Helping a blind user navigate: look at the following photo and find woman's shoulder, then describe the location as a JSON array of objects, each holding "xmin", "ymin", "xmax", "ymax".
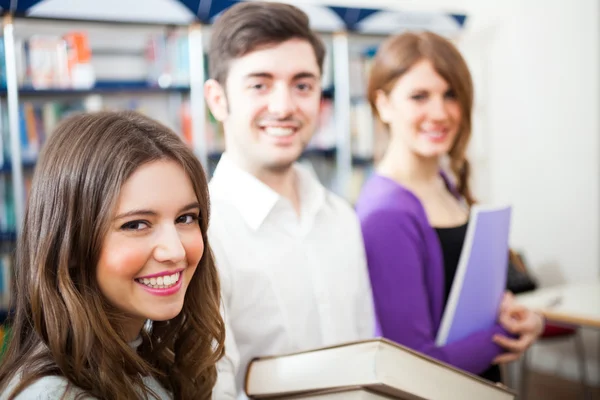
[
  {"xmin": 2, "ymin": 374, "xmax": 170, "ymax": 400},
  {"xmin": 1, "ymin": 374, "xmax": 89, "ymax": 400},
  {"xmin": 356, "ymin": 173, "xmax": 425, "ymax": 220}
]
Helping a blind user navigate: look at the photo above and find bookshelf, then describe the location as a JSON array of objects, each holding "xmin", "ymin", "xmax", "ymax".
[
  {"xmin": 0, "ymin": 0, "xmax": 468, "ymax": 324},
  {"xmin": 0, "ymin": 80, "xmax": 191, "ymax": 95},
  {"xmin": 0, "ymin": 1, "xmax": 204, "ymax": 326}
]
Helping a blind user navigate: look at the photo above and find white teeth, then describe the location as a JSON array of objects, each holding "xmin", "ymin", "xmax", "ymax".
[
  {"xmin": 263, "ymin": 127, "xmax": 294, "ymax": 137},
  {"xmin": 423, "ymin": 131, "xmax": 444, "ymax": 138},
  {"xmin": 137, "ymin": 272, "xmax": 180, "ymax": 290}
]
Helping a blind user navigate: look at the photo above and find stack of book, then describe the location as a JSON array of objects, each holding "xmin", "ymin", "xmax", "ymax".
[{"xmin": 244, "ymin": 338, "xmax": 515, "ymax": 400}]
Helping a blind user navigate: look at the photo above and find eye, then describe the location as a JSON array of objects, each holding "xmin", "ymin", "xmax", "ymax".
[
  {"xmin": 444, "ymin": 89, "xmax": 458, "ymax": 100},
  {"xmin": 296, "ymin": 82, "xmax": 313, "ymax": 92},
  {"xmin": 410, "ymin": 93, "xmax": 428, "ymax": 101},
  {"xmin": 248, "ymin": 82, "xmax": 268, "ymax": 92},
  {"xmin": 120, "ymin": 220, "xmax": 150, "ymax": 231},
  {"xmin": 177, "ymin": 213, "xmax": 199, "ymax": 224}
]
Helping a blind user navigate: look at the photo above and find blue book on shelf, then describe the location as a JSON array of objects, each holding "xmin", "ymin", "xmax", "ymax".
[
  {"xmin": 0, "ymin": 257, "xmax": 5, "ymax": 299},
  {"xmin": 436, "ymin": 204, "xmax": 512, "ymax": 346}
]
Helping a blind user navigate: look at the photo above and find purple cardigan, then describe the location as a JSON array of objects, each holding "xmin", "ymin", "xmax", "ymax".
[{"xmin": 355, "ymin": 173, "xmax": 507, "ymax": 375}]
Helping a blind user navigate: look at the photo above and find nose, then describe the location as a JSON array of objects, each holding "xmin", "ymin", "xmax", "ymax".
[
  {"xmin": 153, "ymin": 225, "xmax": 186, "ymax": 264},
  {"xmin": 428, "ymin": 96, "xmax": 449, "ymax": 121},
  {"xmin": 267, "ymin": 84, "xmax": 295, "ymax": 117}
]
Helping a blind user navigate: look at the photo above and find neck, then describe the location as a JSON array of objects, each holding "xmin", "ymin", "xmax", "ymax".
[
  {"xmin": 121, "ymin": 318, "xmax": 145, "ymax": 343},
  {"xmin": 255, "ymin": 166, "xmax": 299, "ymax": 211},
  {"xmin": 377, "ymin": 136, "xmax": 441, "ymax": 186},
  {"xmin": 228, "ymin": 152, "xmax": 301, "ymax": 214}
]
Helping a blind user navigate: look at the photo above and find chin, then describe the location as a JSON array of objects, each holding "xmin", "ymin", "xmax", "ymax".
[
  {"xmin": 148, "ymin": 305, "xmax": 185, "ymax": 322},
  {"xmin": 267, "ymin": 150, "xmax": 304, "ymax": 170},
  {"xmin": 265, "ymin": 160, "xmax": 296, "ymax": 173},
  {"xmin": 417, "ymin": 144, "xmax": 453, "ymax": 158}
]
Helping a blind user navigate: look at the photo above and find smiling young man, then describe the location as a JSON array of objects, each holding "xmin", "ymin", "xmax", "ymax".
[{"xmin": 203, "ymin": 2, "xmax": 376, "ymax": 399}]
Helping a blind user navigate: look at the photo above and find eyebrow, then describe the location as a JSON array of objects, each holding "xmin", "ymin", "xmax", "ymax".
[
  {"xmin": 411, "ymin": 84, "xmax": 451, "ymax": 92},
  {"xmin": 244, "ymin": 72, "xmax": 319, "ymax": 80},
  {"xmin": 114, "ymin": 202, "xmax": 201, "ymax": 220}
]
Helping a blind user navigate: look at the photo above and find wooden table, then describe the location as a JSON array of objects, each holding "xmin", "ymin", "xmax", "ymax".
[{"xmin": 516, "ymin": 281, "xmax": 600, "ymax": 329}]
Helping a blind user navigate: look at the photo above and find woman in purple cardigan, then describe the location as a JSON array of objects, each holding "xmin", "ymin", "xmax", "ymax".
[{"xmin": 355, "ymin": 31, "xmax": 544, "ymax": 382}]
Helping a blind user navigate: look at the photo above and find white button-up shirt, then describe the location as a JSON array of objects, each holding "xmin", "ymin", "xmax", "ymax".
[{"xmin": 209, "ymin": 154, "xmax": 375, "ymax": 399}]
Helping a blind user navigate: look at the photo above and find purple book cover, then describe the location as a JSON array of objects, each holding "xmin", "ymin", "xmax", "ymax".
[{"xmin": 436, "ymin": 205, "xmax": 512, "ymax": 346}]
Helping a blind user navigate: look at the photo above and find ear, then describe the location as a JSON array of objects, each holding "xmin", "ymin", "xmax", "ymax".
[
  {"xmin": 374, "ymin": 89, "xmax": 392, "ymax": 124},
  {"xmin": 204, "ymin": 79, "xmax": 229, "ymax": 122}
]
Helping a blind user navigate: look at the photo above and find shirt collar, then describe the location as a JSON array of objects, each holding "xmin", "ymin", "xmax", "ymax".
[
  {"xmin": 296, "ymin": 160, "xmax": 327, "ymax": 221},
  {"xmin": 209, "ymin": 153, "xmax": 326, "ymax": 231}
]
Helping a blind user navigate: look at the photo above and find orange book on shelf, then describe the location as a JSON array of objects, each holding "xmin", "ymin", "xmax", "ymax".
[
  {"xmin": 64, "ymin": 32, "xmax": 95, "ymax": 89},
  {"xmin": 64, "ymin": 32, "xmax": 91, "ymax": 65},
  {"xmin": 23, "ymin": 102, "xmax": 39, "ymax": 153},
  {"xmin": 180, "ymin": 102, "xmax": 193, "ymax": 148},
  {"xmin": 0, "ymin": 326, "xmax": 7, "ymax": 360}
]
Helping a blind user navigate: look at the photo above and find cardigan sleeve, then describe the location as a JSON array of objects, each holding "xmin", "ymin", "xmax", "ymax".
[{"xmin": 360, "ymin": 207, "xmax": 507, "ymax": 375}]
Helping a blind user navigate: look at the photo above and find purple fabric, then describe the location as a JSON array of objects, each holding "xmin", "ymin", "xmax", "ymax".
[{"xmin": 355, "ymin": 173, "xmax": 508, "ymax": 375}]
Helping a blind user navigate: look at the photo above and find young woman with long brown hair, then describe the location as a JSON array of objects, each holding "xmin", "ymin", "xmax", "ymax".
[
  {"xmin": 355, "ymin": 31, "xmax": 544, "ymax": 383},
  {"xmin": 0, "ymin": 111, "xmax": 225, "ymax": 399}
]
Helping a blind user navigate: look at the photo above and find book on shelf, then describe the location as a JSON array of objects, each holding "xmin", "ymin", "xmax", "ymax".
[
  {"xmin": 0, "ymin": 175, "xmax": 16, "ymax": 232},
  {"xmin": 145, "ymin": 31, "xmax": 190, "ymax": 88},
  {"xmin": 0, "ymin": 255, "xmax": 11, "ymax": 310},
  {"xmin": 64, "ymin": 32, "xmax": 95, "ymax": 89},
  {"xmin": 0, "ymin": 32, "xmax": 96, "ymax": 90},
  {"xmin": 436, "ymin": 204, "xmax": 512, "ymax": 346},
  {"xmin": 0, "ymin": 175, "xmax": 6, "ymax": 231},
  {"xmin": 307, "ymin": 97, "xmax": 336, "ymax": 151},
  {"xmin": 0, "ymin": 96, "xmax": 183, "ymax": 170},
  {"xmin": 244, "ymin": 338, "xmax": 515, "ymax": 400}
]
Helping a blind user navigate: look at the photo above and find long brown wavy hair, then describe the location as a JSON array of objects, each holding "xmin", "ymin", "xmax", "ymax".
[
  {"xmin": 0, "ymin": 111, "xmax": 225, "ymax": 399},
  {"xmin": 367, "ymin": 31, "xmax": 476, "ymax": 205}
]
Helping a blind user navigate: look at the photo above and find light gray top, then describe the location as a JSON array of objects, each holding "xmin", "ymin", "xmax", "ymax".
[{"xmin": 1, "ymin": 337, "xmax": 172, "ymax": 399}]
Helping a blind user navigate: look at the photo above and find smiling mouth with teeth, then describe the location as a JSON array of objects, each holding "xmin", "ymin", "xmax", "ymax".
[
  {"xmin": 262, "ymin": 126, "xmax": 297, "ymax": 137},
  {"xmin": 135, "ymin": 272, "xmax": 181, "ymax": 289}
]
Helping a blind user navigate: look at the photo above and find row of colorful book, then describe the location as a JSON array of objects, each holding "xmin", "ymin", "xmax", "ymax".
[
  {"xmin": 145, "ymin": 31, "xmax": 190, "ymax": 88},
  {"xmin": 0, "ymin": 32, "xmax": 95, "ymax": 90},
  {"xmin": 0, "ymin": 100, "xmax": 78, "ymax": 167},
  {"xmin": 0, "ymin": 175, "xmax": 29, "ymax": 234},
  {"xmin": 0, "ymin": 96, "xmax": 199, "ymax": 165},
  {"xmin": 0, "ymin": 30, "xmax": 191, "ymax": 90}
]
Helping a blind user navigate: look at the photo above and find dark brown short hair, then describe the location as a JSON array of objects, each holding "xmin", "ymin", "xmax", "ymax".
[{"xmin": 209, "ymin": 1, "xmax": 326, "ymax": 85}]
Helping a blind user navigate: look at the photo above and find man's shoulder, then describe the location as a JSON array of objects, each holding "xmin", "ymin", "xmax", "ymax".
[
  {"xmin": 316, "ymin": 190, "xmax": 365, "ymax": 238},
  {"xmin": 208, "ymin": 194, "xmax": 244, "ymax": 235},
  {"xmin": 209, "ymin": 191, "xmax": 236, "ymax": 216},
  {"xmin": 321, "ymin": 187, "xmax": 352, "ymax": 210}
]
